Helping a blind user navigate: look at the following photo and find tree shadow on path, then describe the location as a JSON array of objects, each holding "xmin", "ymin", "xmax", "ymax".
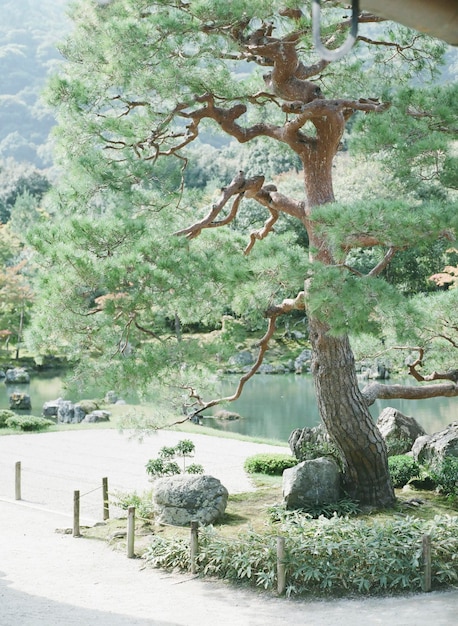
[{"xmin": 0, "ymin": 571, "xmax": 181, "ymax": 626}]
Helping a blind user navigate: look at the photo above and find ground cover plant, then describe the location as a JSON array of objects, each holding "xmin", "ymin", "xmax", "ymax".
[{"xmin": 143, "ymin": 512, "xmax": 458, "ymax": 596}]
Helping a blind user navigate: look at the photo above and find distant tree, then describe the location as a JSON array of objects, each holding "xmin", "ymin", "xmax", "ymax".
[
  {"xmin": 0, "ymin": 159, "xmax": 50, "ymax": 223},
  {"xmin": 30, "ymin": 1, "xmax": 457, "ymax": 507}
]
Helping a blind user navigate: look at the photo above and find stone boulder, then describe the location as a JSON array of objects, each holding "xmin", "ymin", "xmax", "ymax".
[
  {"xmin": 43, "ymin": 399, "xmax": 61, "ymax": 417},
  {"xmin": 9, "ymin": 392, "xmax": 31, "ymax": 410},
  {"xmin": 5, "ymin": 368, "xmax": 30, "ymax": 384},
  {"xmin": 282, "ymin": 457, "xmax": 341, "ymax": 510},
  {"xmin": 376, "ymin": 407, "xmax": 427, "ymax": 456},
  {"xmin": 57, "ymin": 400, "xmax": 85, "ymax": 424},
  {"xmin": 153, "ymin": 474, "xmax": 228, "ymax": 526},
  {"xmin": 412, "ymin": 422, "xmax": 458, "ymax": 465},
  {"xmin": 82, "ymin": 410, "xmax": 111, "ymax": 423},
  {"xmin": 294, "ymin": 350, "xmax": 312, "ymax": 374},
  {"xmin": 288, "ymin": 424, "xmax": 331, "ymax": 461},
  {"xmin": 104, "ymin": 390, "xmax": 118, "ymax": 404},
  {"xmin": 228, "ymin": 351, "xmax": 254, "ymax": 367}
]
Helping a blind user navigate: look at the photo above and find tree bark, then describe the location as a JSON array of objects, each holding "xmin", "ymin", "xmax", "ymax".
[
  {"xmin": 309, "ymin": 318, "xmax": 395, "ymax": 507},
  {"xmin": 301, "ymin": 115, "xmax": 396, "ymax": 508}
]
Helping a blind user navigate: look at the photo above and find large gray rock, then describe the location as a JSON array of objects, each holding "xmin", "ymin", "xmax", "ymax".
[
  {"xmin": 412, "ymin": 422, "xmax": 458, "ymax": 464},
  {"xmin": 5, "ymin": 368, "xmax": 30, "ymax": 384},
  {"xmin": 82, "ymin": 410, "xmax": 110, "ymax": 423},
  {"xmin": 282, "ymin": 458, "xmax": 341, "ymax": 510},
  {"xmin": 153, "ymin": 474, "xmax": 228, "ymax": 526},
  {"xmin": 228, "ymin": 351, "xmax": 254, "ymax": 367},
  {"xmin": 9, "ymin": 392, "xmax": 31, "ymax": 410},
  {"xmin": 56, "ymin": 400, "xmax": 86, "ymax": 424},
  {"xmin": 294, "ymin": 350, "xmax": 312, "ymax": 374},
  {"xmin": 376, "ymin": 407, "xmax": 427, "ymax": 456},
  {"xmin": 288, "ymin": 424, "xmax": 331, "ymax": 461},
  {"xmin": 43, "ymin": 399, "xmax": 61, "ymax": 417}
]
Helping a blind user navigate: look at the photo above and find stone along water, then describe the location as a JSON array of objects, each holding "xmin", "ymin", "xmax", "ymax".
[{"xmin": 1, "ymin": 373, "xmax": 456, "ymax": 442}]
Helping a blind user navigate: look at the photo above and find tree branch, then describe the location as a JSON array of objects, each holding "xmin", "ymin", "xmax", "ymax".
[
  {"xmin": 362, "ymin": 380, "xmax": 458, "ymax": 406},
  {"xmin": 175, "ymin": 172, "xmax": 306, "ymax": 245},
  {"xmin": 169, "ymin": 290, "xmax": 306, "ymax": 423},
  {"xmin": 244, "ymin": 208, "xmax": 279, "ymax": 255},
  {"xmin": 174, "ymin": 172, "xmax": 264, "ymax": 239},
  {"xmin": 368, "ymin": 246, "xmax": 397, "ymax": 277}
]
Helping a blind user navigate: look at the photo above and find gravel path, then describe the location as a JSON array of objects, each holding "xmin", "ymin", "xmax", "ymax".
[{"xmin": 1, "ymin": 429, "xmax": 457, "ymax": 625}]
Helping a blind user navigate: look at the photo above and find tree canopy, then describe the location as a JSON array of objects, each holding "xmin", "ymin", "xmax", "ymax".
[{"xmin": 28, "ymin": 0, "xmax": 457, "ymax": 507}]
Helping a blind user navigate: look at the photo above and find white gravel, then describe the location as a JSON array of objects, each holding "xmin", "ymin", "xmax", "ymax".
[{"xmin": 1, "ymin": 429, "xmax": 457, "ymax": 626}]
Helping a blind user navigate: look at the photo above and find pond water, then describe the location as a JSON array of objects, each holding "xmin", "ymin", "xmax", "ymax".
[{"xmin": 1, "ymin": 372, "xmax": 456, "ymax": 442}]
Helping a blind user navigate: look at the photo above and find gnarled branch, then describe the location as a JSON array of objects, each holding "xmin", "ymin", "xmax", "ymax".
[{"xmin": 362, "ymin": 380, "xmax": 458, "ymax": 406}]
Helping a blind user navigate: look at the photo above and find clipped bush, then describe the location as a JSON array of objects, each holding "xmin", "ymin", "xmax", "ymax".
[
  {"xmin": 143, "ymin": 514, "xmax": 458, "ymax": 596},
  {"xmin": 428, "ymin": 457, "xmax": 458, "ymax": 497},
  {"xmin": 5, "ymin": 415, "xmax": 54, "ymax": 432},
  {"xmin": 388, "ymin": 455, "xmax": 421, "ymax": 488},
  {"xmin": 0, "ymin": 409, "xmax": 16, "ymax": 428},
  {"xmin": 244, "ymin": 453, "xmax": 297, "ymax": 476}
]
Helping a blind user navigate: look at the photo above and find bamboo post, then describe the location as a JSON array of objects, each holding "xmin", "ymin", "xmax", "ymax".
[
  {"xmin": 190, "ymin": 520, "xmax": 199, "ymax": 574},
  {"xmin": 422, "ymin": 534, "xmax": 432, "ymax": 592},
  {"xmin": 277, "ymin": 536, "xmax": 286, "ymax": 595},
  {"xmin": 73, "ymin": 490, "xmax": 81, "ymax": 537},
  {"xmin": 102, "ymin": 477, "xmax": 109, "ymax": 520},
  {"xmin": 127, "ymin": 506, "xmax": 135, "ymax": 558},
  {"xmin": 15, "ymin": 461, "xmax": 21, "ymax": 500}
]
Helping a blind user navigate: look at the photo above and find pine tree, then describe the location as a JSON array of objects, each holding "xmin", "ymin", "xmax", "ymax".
[{"xmin": 31, "ymin": 1, "xmax": 457, "ymax": 507}]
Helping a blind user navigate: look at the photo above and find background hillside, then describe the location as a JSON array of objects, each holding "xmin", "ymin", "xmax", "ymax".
[{"xmin": 0, "ymin": 0, "xmax": 69, "ymax": 167}]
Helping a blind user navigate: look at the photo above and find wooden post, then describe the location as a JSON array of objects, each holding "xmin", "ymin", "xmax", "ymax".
[
  {"xmin": 15, "ymin": 461, "xmax": 21, "ymax": 500},
  {"xmin": 73, "ymin": 490, "xmax": 81, "ymax": 537},
  {"xmin": 190, "ymin": 520, "xmax": 199, "ymax": 574},
  {"xmin": 127, "ymin": 506, "xmax": 135, "ymax": 558},
  {"xmin": 102, "ymin": 477, "xmax": 109, "ymax": 520},
  {"xmin": 422, "ymin": 534, "xmax": 432, "ymax": 592},
  {"xmin": 277, "ymin": 536, "xmax": 286, "ymax": 595}
]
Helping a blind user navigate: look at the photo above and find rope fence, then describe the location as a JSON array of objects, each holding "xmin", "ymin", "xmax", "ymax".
[{"xmin": 8, "ymin": 461, "xmax": 435, "ymax": 586}]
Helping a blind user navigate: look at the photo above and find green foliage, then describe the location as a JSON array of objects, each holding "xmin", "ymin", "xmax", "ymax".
[
  {"xmin": 388, "ymin": 455, "xmax": 421, "ymax": 488},
  {"xmin": 111, "ymin": 490, "xmax": 155, "ymax": 520},
  {"xmin": 145, "ymin": 439, "xmax": 204, "ymax": 477},
  {"xmin": 244, "ymin": 453, "xmax": 297, "ymax": 476},
  {"xmin": 0, "ymin": 409, "xmax": 16, "ymax": 428},
  {"xmin": 145, "ymin": 458, "xmax": 181, "ymax": 478},
  {"xmin": 5, "ymin": 414, "xmax": 54, "ymax": 431},
  {"xmin": 428, "ymin": 458, "xmax": 458, "ymax": 498},
  {"xmin": 143, "ymin": 515, "xmax": 458, "ymax": 595},
  {"xmin": 352, "ymin": 83, "xmax": 458, "ymax": 200},
  {"xmin": 268, "ymin": 499, "xmax": 361, "ymax": 521}
]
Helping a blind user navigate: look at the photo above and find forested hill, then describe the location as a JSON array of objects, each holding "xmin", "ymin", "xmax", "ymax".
[{"xmin": 0, "ymin": 0, "xmax": 69, "ymax": 167}]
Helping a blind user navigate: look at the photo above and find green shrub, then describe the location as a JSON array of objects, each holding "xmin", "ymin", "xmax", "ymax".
[
  {"xmin": 428, "ymin": 457, "xmax": 458, "ymax": 497},
  {"xmin": 145, "ymin": 439, "xmax": 203, "ymax": 478},
  {"xmin": 143, "ymin": 514, "xmax": 458, "ymax": 596},
  {"xmin": 388, "ymin": 455, "xmax": 420, "ymax": 488},
  {"xmin": 5, "ymin": 415, "xmax": 54, "ymax": 431},
  {"xmin": 112, "ymin": 490, "xmax": 155, "ymax": 520},
  {"xmin": 0, "ymin": 409, "xmax": 16, "ymax": 428},
  {"xmin": 186, "ymin": 463, "xmax": 205, "ymax": 475},
  {"xmin": 244, "ymin": 453, "xmax": 297, "ymax": 476},
  {"xmin": 146, "ymin": 458, "xmax": 181, "ymax": 477}
]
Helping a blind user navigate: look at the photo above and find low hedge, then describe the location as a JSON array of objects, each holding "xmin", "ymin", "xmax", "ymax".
[
  {"xmin": 5, "ymin": 414, "xmax": 54, "ymax": 432},
  {"xmin": 244, "ymin": 453, "xmax": 298, "ymax": 476}
]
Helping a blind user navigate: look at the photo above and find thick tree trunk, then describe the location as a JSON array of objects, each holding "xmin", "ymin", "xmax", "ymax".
[
  {"xmin": 301, "ymin": 129, "xmax": 395, "ymax": 508},
  {"xmin": 308, "ymin": 319, "xmax": 396, "ymax": 508}
]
